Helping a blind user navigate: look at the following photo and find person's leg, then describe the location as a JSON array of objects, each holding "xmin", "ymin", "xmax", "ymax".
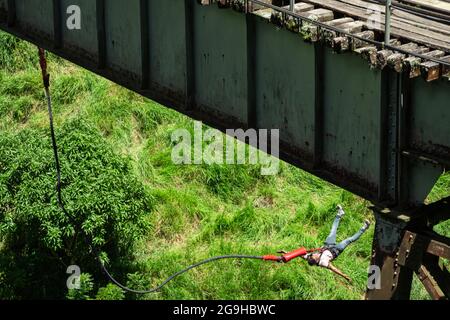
[
  {"xmin": 336, "ymin": 220, "xmax": 370, "ymax": 252},
  {"xmin": 324, "ymin": 205, "xmax": 345, "ymax": 246}
]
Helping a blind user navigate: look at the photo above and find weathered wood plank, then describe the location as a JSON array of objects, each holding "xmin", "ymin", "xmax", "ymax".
[
  {"xmin": 327, "ymin": 21, "xmax": 364, "ymax": 49},
  {"xmin": 301, "ymin": 0, "xmax": 450, "ymax": 52},
  {"xmin": 442, "ymin": 56, "xmax": 450, "ymax": 79},
  {"xmin": 322, "ymin": 17, "xmax": 355, "ymax": 47},
  {"xmin": 253, "ymin": 8, "xmax": 273, "ymax": 20},
  {"xmin": 352, "ymin": 30, "xmax": 375, "ymax": 51},
  {"xmin": 421, "ymin": 60, "xmax": 442, "ymax": 81},
  {"xmin": 387, "ymin": 46, "xmax": 430, "ymax": 72},
  {"xmin": 393, "ymin": 10, "xmax": 450, "ymax": 37},
  {"xmin": 284, "ymin": 3, "xmax": 316, "ymax": 31},
  {"xmin": 332, "ymin": 36, "xmax": 350, "ymax": 53},
  {"xmin": 356, "ymin": 39, "xmax": 401, "ymax": 65},
  {"xmin": 377, "ymin": 42, "xmax": 419, "ymax": 69},
  {"xmin": 271, "ymin": 2, "xmax": 315, "ymax": 24},
  {"xmin": 401, "ymin": 0, "xmax": 450, "ymax": 15},
  {"xmin": 356, "ymin": 46, "xmax": 378, "ymax": 65},
  {"xmin": 300, "ymin": 8, "xmax": 335, "ymax": 41},
  {"xmin": 336, "ymin": 0, "xmax": 450, "ymax": 35},
  {"xmin": 404, "ymin": 49, "xmax": 445, "ymax": 78},
  {"xmin": 305, "ymin": 8, "xmax": 335, "ymax": 22}
]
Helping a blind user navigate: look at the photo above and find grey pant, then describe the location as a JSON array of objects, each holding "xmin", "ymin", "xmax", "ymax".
[{"xmin": 324, "ymin": 213, "xmax": 367, "ymax": 256}]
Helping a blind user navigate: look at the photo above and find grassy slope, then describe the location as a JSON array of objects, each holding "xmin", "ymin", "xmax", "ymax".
[{"xmin": 0, "ymin": 32, "xmax": 448, "ymax": 300}]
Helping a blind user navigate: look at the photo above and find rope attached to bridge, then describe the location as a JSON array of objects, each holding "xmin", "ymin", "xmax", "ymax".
[{"xmin": 38, "ymin": 48, "xmax": 319, "ymax": 294}]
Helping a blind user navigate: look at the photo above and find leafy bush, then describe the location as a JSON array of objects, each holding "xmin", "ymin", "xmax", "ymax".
[
  {"xmin": 95, "ymin": 283, "xmax": 125, "ymax": 300},
  {"xmin": 66, "ymin": 273, "xmax": 94, "ymax": 300},
  {"xmin": 0, "ymin": 117, "xmax": 153, "ymax": 299}
]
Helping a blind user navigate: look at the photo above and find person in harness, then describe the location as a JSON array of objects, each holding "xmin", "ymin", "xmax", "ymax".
[{"xmin": 302, "ymin": 205, "xmax": 371, "ymax": 282}]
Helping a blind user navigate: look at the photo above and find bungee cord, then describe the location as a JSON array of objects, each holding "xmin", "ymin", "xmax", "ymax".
[{"xmin": 38, "ymin": 48, "xmax": 319, "ymax": 294}]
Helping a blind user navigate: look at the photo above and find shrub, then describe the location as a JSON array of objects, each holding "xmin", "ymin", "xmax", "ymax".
[
  {"xmin": 66, "ymin": 273, "xmax": 94, "ymax": 300},
  {"xmin": 0, "ymin": 117, "xmax": 153, "ymax": 299},
  {"xmin": 95, "ymin": 283, "xmax": 125, "ymax": 300}
]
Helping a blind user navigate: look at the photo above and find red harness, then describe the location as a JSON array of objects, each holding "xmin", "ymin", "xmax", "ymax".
[{"xmin": 262, "ymin": 247, "xmax": 322, "ymax": 263}]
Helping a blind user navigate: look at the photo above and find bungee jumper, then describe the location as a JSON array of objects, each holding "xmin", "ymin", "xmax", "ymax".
[{"xmin": 301, "ymin": 205, "xmax": 371, "ymax": 282}]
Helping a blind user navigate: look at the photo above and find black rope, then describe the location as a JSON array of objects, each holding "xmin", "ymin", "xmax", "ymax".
[
  {"xmin": 39, "ymin": 48, "xmax": 265, "ymax": 294},
  {"xmin": 100, "ymin": 255, "xmax": 264, "ymax": 295},
  {"xmin": 45, "ymin": 87, "xmax": 75, "ymax": 224}
]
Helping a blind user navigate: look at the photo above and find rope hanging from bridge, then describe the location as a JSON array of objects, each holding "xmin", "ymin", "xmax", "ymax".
[{"xmin": 37, "ymin": 47, "xmax": 320, "ymax": 294}]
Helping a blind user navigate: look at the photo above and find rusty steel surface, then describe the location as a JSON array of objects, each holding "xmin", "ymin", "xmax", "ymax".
[{"xmin": 367, "ymin": 207, "xmax": 450, "ymax": 300}]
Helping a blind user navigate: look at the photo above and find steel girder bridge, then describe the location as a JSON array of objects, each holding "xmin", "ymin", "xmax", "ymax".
[{"xmin": 0, "ymin": 0, "xmax": 449, "ymax": 300}]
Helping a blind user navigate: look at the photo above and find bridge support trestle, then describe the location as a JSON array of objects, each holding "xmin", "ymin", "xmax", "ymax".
[{"xmin": 366, "ymin": 198, "xmax": 450, "ymax": 300}]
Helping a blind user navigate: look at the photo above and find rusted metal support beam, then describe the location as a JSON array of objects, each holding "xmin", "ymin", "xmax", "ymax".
[
  {"xmin": 396, "ymin": 230, "xmax": 450, "ymax": 266},
  {"xmin": 417, "ymin": 264, "xmax": 446, "ymax": 300},
  {"xmin": 426, "ymin": 237, "xmax": 450, "ymax": 259},
  {"xmin": 378, "ymin": 69, "xmax": 399, "ymax": 203},
  {"xmin": 412, "ymin": 196, "xmax": 450, "ymax": 228},
  {"xmin": 366, "ymin": 210, "xmax": 414, "ymax": 300},
  {"xmin": 398, "ymin": 73, "xmax": 410, "ymax": 207},
  {"xmin": 366, "ymin": 201, "xmax": 450, "ymax": 300},
  {"xmin": 366, "ymin": 250, "xmax": 414, "ymax": 299},
  {"xmin": 402, "ymin": 150, "xmax": 450, "ymax": 170},
  {"xmin": 397, "ymin": 231, "xmax": 424, "ymax": 269},
  {"xmin": 396, "ymin": 230, "xmax": 450, "ymax": 300},
  {"xmin": 423, "ymin": 254, "xmax": 450, "ymax": 299}
]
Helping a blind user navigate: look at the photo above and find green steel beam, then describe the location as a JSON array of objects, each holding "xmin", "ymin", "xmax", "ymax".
[{"xmin": 0, "ymin": 0, "xmax": 449, "ymax": 208}]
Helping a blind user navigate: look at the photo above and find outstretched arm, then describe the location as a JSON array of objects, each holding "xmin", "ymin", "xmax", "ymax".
[{"xmin": 327, "ymin": 263, "xmax": 352, "ymax": 283}]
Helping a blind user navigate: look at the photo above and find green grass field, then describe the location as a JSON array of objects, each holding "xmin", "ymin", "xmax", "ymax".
[{"xmin": 0, "ymin": 31, "xmax": 448, "ymax": 300}]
